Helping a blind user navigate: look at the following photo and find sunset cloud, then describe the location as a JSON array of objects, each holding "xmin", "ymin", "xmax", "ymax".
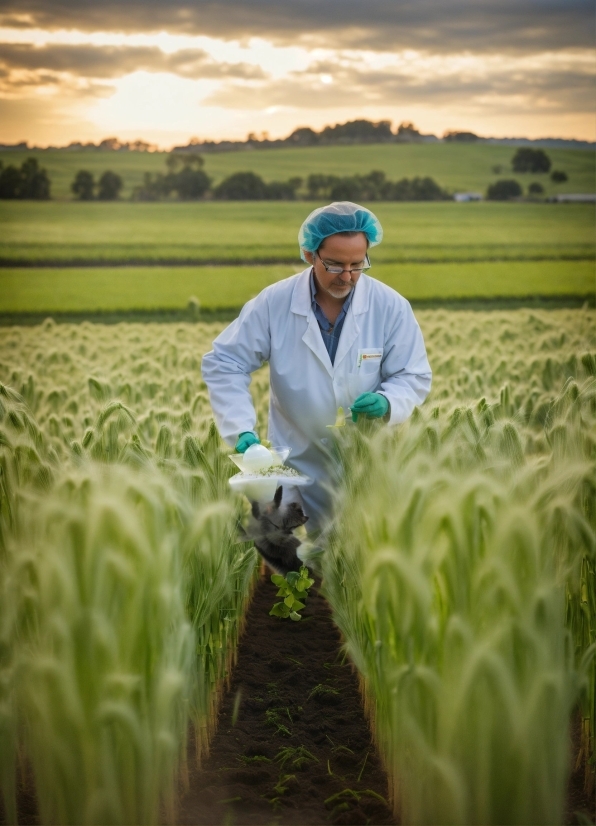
[
  {"xmin": 0, "ymin": 0, "xmax": 591, "ymax": 53},
  {"xmin": 0, "ymin": 42, "xmax": 266, "ymax": 81},
  {"xmin": 206, "ymin": 51, "xmax": 595, "ymax": 115},
  {"xmin": 0, "ymin": 0, "xmax": 592, "ymax": 146}
]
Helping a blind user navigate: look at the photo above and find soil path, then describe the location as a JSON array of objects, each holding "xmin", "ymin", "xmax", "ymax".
[{"xmin": 176, "ymin": 575, "xmax": 396, "ymax": 826}]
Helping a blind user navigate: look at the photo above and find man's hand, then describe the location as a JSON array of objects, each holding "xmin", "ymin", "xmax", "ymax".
[
  {"xmin": 235, "ymin": 431, "xmax": 260, "ymax": 453},
  {"xmin": 351, "ymin": 393, "xmax": 389, "ymax": 422}
]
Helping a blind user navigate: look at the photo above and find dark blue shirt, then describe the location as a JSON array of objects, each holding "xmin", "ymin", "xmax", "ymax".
[{"xmin": 310, "ymin": 270, "xmax": 354, "ymax": 365}]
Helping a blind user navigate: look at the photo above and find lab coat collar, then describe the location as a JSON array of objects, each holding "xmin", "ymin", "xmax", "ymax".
[{"xmin": 291, "ymin": 268, "xmax": 371, "ymax": 376}]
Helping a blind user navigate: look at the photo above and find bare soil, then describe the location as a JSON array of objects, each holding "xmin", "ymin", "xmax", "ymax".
[{"xmin": 176, "ymin": 575, "xmax": 396, "ymax": 826}]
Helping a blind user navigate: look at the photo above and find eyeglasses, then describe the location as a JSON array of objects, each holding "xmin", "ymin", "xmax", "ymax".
[{"xmin": 315, "ymin": 251, "xmax": 371, "ymax": 275}]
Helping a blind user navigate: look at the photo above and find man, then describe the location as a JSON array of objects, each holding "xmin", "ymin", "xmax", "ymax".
[{"xmin": 202, "ymin": 201, "xmax": 432, "ymax": 534}]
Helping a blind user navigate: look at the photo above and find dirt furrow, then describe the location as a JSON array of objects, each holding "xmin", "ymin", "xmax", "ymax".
[{"xmin": 176, "ymin": 575, "xmax": 396, "ymax": 826}]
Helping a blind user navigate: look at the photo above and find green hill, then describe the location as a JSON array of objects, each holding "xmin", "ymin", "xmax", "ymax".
[{"xmin": 0, "ymin": 143, "xmax": 593, "ymax": 200}]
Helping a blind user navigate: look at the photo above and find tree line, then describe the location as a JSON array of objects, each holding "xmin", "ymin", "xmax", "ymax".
[
  {"xmin": 0, "ymin": 158, "xmax": 51, "ymax": 199},
  {"xmin": 0, "ymin": 147, "xmax": 570, "ymax": 201},
  {"xmin": 125, "ymin": 156, "xmax": 450, "ymax": 202}
]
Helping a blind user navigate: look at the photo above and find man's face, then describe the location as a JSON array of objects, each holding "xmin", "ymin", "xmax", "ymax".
[{"xmin": 305, "ymin": 232, "xmax": 368, "ymax": 301}]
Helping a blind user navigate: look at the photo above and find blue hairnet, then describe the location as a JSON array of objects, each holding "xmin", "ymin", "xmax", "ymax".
[{"xmin": 298, "ymin": 201, "xmax": 383, "ymax": 262}]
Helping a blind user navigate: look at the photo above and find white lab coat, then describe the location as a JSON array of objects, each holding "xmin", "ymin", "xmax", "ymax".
[{"xmin": 202, "ymin": 268, "xmax": 432, "ymax": 532}]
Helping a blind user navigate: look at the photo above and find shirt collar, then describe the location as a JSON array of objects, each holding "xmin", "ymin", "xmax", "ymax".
[{"xmin": 309, "ymin": 268, "xmax": 355, "ymax": 314}]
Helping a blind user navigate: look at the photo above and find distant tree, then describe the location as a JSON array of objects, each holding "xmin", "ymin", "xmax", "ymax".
[
  {"xmin": 98, "ymin": 137, "xmax": 122, "ymax": 151},
  {"xmin": 329, "ymin": 176, "xmax": 364, "ymax": 201},
  {"xmin": 528, "ymin": 182, "xmax": 544, "ymax": 195},
  {"xmin": 131, "ymin": 171, "xmax": 169, "ymax": 201},
  {"xmin": 0, "ymin": 162, "xmax": 21, "ymax": 198},
  {"xmin": 0, "ymin": 157, "xmax": 50, "ymax": 199},
  {"xmin": 173, "ymin": 165, "xmax": 211, "ymax": 199},
  {"xmin": 307, "ymin": 171, "xmax": 448, "ymax": 202},
  {"xmin": 97, "ymin": 170, "xmax": 123, "ymax": 200},
  {"xmin": 357, "ymin": 170, "xmax": 391, "ymax": 200},
  {"xmin": 287, "ymin": 127, "xmax": 319, "ymax": 146},
  {"xmin": 166, "ymin": 152, "xmax": 205, "ymax": 172},
  {"xmin": 395, "ymin": 122, "xmax": 423, "ymax": 142},
  {"xmin": 329, "ymin": 170, "xmax": 391, "ymax": 201},
  {"xmin": 319, "ymin": 119, "xmax": 393, "ymax": 144},
  {"xmin": 443, "ymin": 131, "xmax": 480, "ymax": 142},
  {"xmin": 19, "ymin": 158, "xmax": 51, "ymax": 199},
  {"xmin": 487, "ymin": 179, "xmax": 522, "ymax": 200},
  {"xmin": 306, "ymin": 174, "xmax": 340, "ymax": 199},
  {"xmin": 214, "ymin": 171, "xmax": 270, "ymax": 200},
  {"xmin": 265, "ymin": 177, "xmax": 302, "ymax": 200},
  {"xmin": 131, "ymin": 153, "xmax": 210, "ymax": 201},
  {"xmin": 551, "ymin": 170, "xmax": 568, "ymax": 183},
  {"xmin": 491, "ymin": 164, "xmax": 504, "ymax": 174},
  {"xmin": 165, "ymin": 153, "xmax": 210, "ymax": 199},
  {"xmin": 71, "ymin": 170, "xmax": 95, "ymax": 200},
  {"xmin": 389, "ymin": 176, "xmax": 450, "ymax": 201},
  {"xmin": 511, "ymin": 148, "xmax": 551, "ymax": 173}
]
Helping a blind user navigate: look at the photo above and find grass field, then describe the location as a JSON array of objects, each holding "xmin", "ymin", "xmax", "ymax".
[
  {"xmin": 0, "ymin": 143, "xmax": 593, "ymax": 200},
  {"xmin": 1, "ymin": 201, "xmax": 593, "ymax": 265},
  {"xmin": 1, "ymin": 259, "xmax": 592, "ymax": 313}
]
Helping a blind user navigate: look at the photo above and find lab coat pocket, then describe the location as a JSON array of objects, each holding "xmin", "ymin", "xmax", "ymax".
[
  {"xmin": 357, "ymin": 348, "xmax": 383, "ymax": 373},
  {"xmin": 349, "ymin": 349, "xmax": 383, "ymax": 397}
]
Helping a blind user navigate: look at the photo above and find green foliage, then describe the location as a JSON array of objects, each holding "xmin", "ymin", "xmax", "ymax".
[
  {"xmin": 97, "ymin": 170, "xmax": 123, "ymax": 201},
  {"xmin": 0, "ymin": 322, "xmax": 259, "ymax": 824},
  {"xmin": 213, "ymin": 170, "xmax": 301, "ymax": 200},
  {"xmin": 71, "ymin": 170, "xmax": 95, "ymax": 200},
  {"xmin": 275, "ymin": 745, "xmax": 318, "ymax": 770},
  {"xmin": 269, "ymin": 566, "xmax": 314, "ymax": 620},
  {"xmin": 0, "ymin": 309, "xmax": 594, "ymax": 824},
  {"xmin": 1, "ymin": 144, "xmax": 593, "ymax": 200},
  {"xmin": 307, "ymin": 170, "xmax": 449, "ymax": 201},
  {"xmin": 551, "ymin": 170, "xmax": 568, "ymax": 183},
  {"xmin": 512, "ymin": 147, "xmax": 552, "ymax": 174},
  {"xmin": 0, "ymin": 157, "xmax": 51, "ymax": 200},
  {"xmin": 132, "ymin": 154, "xmax": 210, "ymax": 201},
  {"xmin": 528, "ymin": 181, "xmax": 545, "ymax": 195},
  {"xmin": 487, "ymin": 178, "xmax": 523, "ymax": 200},
  {"xmin": 323, "ymin": 307, "xmax": 596, "ymax": 824}
]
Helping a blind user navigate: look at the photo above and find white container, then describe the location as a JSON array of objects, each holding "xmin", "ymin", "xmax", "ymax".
[
  {"xmin": 229, "ymin": 445, "xmax": 291, "ymax": 473},
  {"xmin": 228, "ymin": 446, "xmax": 310, "ymax": 503}
]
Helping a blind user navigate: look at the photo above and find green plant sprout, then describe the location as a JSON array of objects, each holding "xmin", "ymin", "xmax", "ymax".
[
  {"xmin": 324, "ymin": 788, "xmax": 388, "ymax": 809},
  {"xmin": 237, "ymin": 754, "xmax": 271, "ymax": 765},
  {"xmin": 264, "ymin": 709, "xmax": 292, "ymax": 737},
  {"xmin": 272, "ymin": 773, "xmax": 297, "ymax": 795},
  {"xmin": 269, "ymin": 566, "xmax": 314, "ymax": 620},
  {"xmin": 275, "ymin": 746, "xmax": 319, "ymax": 770}
]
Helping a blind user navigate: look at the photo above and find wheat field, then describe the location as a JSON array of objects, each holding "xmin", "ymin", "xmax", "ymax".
[{"xmin": 0, "ymin": 308, "xmax": 594, "ymax": 824}]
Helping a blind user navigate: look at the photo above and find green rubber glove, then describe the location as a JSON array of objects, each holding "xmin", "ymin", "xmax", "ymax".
[
  {"xmin": 351, "ymin": 393, "xmax": 389, "ymax": 422},
  {"xmin": 235, "ymin": 431, "xmax": 260, "ymax": 453}
]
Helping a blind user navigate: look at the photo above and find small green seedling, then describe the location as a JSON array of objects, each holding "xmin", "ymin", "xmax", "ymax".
[
  {"xmin": 265, "ymin": 709, "xmax": 292, "ymax": 737},
  {"xmin": 269, "ymin": 566, "xmax": 314, "ymax": 621},
  {"xmin": 275, "ymin": 745, "xmax": 319, "ymax": 770},
  {"xmin": 307, "ymin": 683, "xmax": 340, "ymax": 701}
]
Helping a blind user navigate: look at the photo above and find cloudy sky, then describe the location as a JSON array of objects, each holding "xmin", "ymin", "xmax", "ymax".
[{"xmin": 0, "ymin": 0, "xmax": 594, "ymax": 147}]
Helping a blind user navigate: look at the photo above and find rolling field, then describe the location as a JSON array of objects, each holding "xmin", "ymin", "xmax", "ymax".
[
  {"xmin": 1, "ymin": 201, "xmax": 593, "ymax": 265},
  {"xmin": 1, "ymin": 143, "xmax": 594, "ymax": 200},
  {"xmin": 1, "ymin": 309, "xmax": 594, "ymax": 823},
  {"xmin": 1, "ymin": 259, "xmax": 593, "ymax": 314}
]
